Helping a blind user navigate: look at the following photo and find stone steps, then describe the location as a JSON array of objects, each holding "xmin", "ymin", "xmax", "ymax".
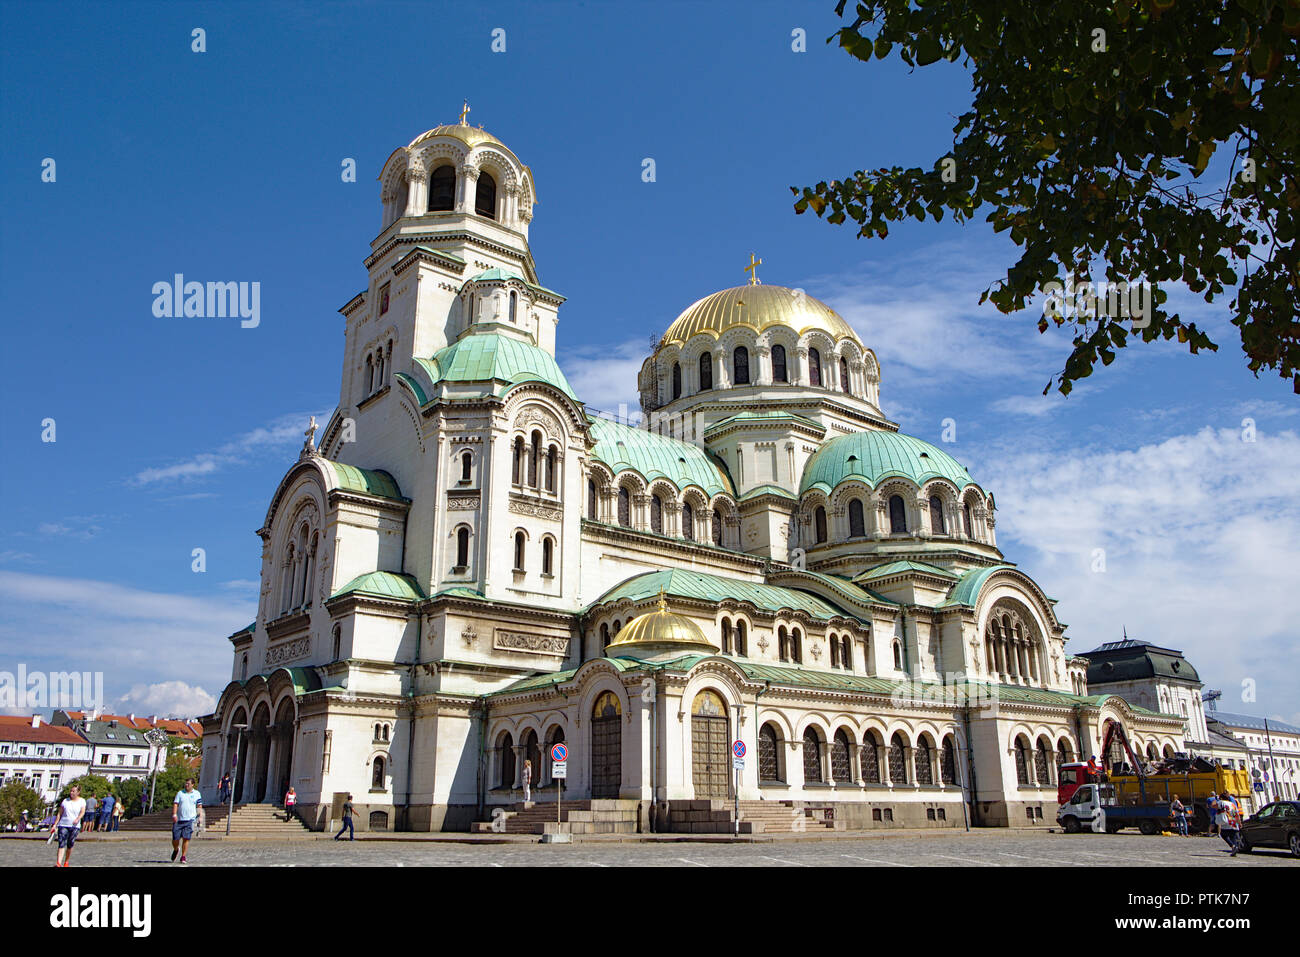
[
  {"xmin": 471, "ymin": 800, "xmax": 639, "ymax": 835},
  {"xmin": 120, "ymin": 803, "xmax": 312, "ymax": 834}
]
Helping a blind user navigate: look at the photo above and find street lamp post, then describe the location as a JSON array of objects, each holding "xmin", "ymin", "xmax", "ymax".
[
  {"xmin": 227, "ymin": 724, "xmax": 247, "ymax": 836},
  {"xmin": 143, "ymin": 727, "xmax": 171, "ymax": 814}
]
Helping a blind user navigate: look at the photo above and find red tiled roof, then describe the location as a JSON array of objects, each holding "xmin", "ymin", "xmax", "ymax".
[
  {"xmin": 61, "ymin": 712, "xmax": 202, "ymax": 739},
  {"xmin": 0, "ymin": 717, "xmax": 87, "ymax": 746}
]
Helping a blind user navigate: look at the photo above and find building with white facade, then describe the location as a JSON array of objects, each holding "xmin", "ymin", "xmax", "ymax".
[
  {"xmin": 0, "ymin": 716, "xmax": 91, "ymax": 806},
  {"xmin": 200, "ymin": 114, "xmax": 1189, "ymax": 833},
  {"xmin": 1208, "ymin": 711, "xmax": 1300, "ymax": 802}
]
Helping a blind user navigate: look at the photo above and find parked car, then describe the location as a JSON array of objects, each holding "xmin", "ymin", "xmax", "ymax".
[{"xmin": 1237, "ymin": 800, "xmax": 1300, "ymax": 857}]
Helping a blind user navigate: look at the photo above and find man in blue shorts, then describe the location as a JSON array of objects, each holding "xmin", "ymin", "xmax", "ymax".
[{"xmin": 171, "ymin": 778, "xmax": 204, "ymax": 864}]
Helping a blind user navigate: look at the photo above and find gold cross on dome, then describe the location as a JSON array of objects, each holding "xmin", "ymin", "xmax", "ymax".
[
  {"xmin": 459, "ymin": 100, "xmax": 471, "ymax": 125},
  {"xmin": 657, "ymin": 587, "xmax": 668, "ymax": 613},
  {"xmin": 744, "ymin": 253, "xmax": 762, "ymax": 285}
]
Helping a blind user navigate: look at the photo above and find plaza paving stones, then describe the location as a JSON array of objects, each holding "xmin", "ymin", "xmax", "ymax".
[{"xmin": 2, "ymin": 829, "xmax": 1295, "ymax": 867}]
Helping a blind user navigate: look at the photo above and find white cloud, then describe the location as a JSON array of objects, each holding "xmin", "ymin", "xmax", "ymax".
[
  {"xmin": 115, "ymin": 681, "xmax": 216, "ymax": 720},
  {"xmin": 131, "ymin": 411, "xmax": 329, "ymax": 486},
  {"xmin": 0, "ymin": 571, "xmax": 252, "ymax": 709},
  {"xmin": 558, "ymin": 339, "xmax": 646, "ymax": 417},
  {"xmin": 980, "ymin": 426, "xmax": 1300, "ymax": 722}
]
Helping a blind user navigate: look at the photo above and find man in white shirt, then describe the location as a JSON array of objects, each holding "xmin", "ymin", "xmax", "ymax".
[
  {"xmin": 171, "ymin": 778, "xmax": 204, "ymax": 864},
  {"xmin": 52, "ymin": 784, "xmax": 86, "ymax": 868}
]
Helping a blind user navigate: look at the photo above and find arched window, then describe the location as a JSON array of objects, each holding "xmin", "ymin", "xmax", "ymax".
[
  {"xmin": 682, "ymin": 501, "xmax": 694, "ymax": 541},
  {"xmin": 733, "ymin": 346, "xmax": 750, "ymax": 385},
  {"xmin": 513, "ymin": 532, "xmax": 526, "ymax": 571},
  {"xmin": 461, "ymin": 451, "xmax": 473, "ymax": 483},
  {"xmin": 364, "ymin": 354, "xmax": 374, "ymax": 395},
  {"xmin": 512, "ymin": 436, "xmax": 524, "ymax": 485},
  {"xmin": 475, "ymin": 171, "xmax": 496, "ymax": 218},
  {"xmin": 671, "ymin": 363, "xmax": 681, "ymax": 399},
  {"xmin": 916, "ymin": 737, "xmax": 935, "ymax": 785},
  {"xmin": 529, "ymin": 431, "xmax": 541, "ymax": 487},
  {"xmin": 428, "ymin": 164, "xmax": 456, "ymax": 211},
  {"xmin": 508, "ymin": 290, "xmax": 518, "ymax": 322},
  {"xmin": 778, "ymin": 626, "xmax": 789, "ymax": 662},
  {"xmin": 587, "ymin": 479, "xmax": 598, "ymax": 519},
  {"xmin": 839, "ymin": 356, "xmax": 850, "ymax": 393},
  {"xmin": 711, "ymin": 508, "xmax": 723, "ymax": 545},
  {"xmin": 240, "ymin": 653, "xmax": 248, "ymax": 680},
  {"xmin": 600, "ymin": 623, "xmax": 610, "ymax": 649},
  {"xmin": 772, "ymin": 344, "xmax": 787, "ymax": 382},
  {"xmin": 698, "ymin": 352, "xmax": 713, "ymax": 391},
  {"xmin": 791, "ymin": 628, "xmax": 802, "ymax": 664},
  {"xmin": 721, "ymin": 617, "xmax": 732, "ymax": 654},
  {"xmin": 759, "ymin": 723, "xmax": 781, "ymax": 782},
  {"xmin": 831, "ymin": 632, "xmax": 840, "ymax": 668},
  {"xmin": 301, "ymin": 531, "xmax": 317, "ymax": 606},
  {"xmin": 498, "ymin": 733, "xmax": 515, "ymax": 788},
  {"xmin": 831, "ymin": 730, "xmax": 852, "ymax": 782},
  {"xmin": 892, "ymin": 640, "xmax": 903, "ymax": 671},
  {"xmin": 848, "ymin": 498, "xmax": 865, "ymax": 537},
  {"xmin": 942, "ymin": 738, "xmax": 958, "ymax": 785},
  {"xmin": 371, "ymin": 756, "xmax": 386, "ymax": 790},
  {"xmin": 861, "ymin": 734, "xmax": 880, "ymax": 784},
  {"xmin": 889, "ymin": 733, "xmax": 908, "ymax": 784},
  {"xmin": 456, "ymin": 527, "xmax": 470, "ymax": 569},
  {"xmin": 963, "ymin": 502, "xmax": 974, "ymax": 538},
  {"xmin": 735, "ymin": 619, "xmax": 747, "ymax": 656},
  {"xmin": 1014, "ymin": 738, "xmax": 1030, "ymax": 786},
  {"xmin": 332, "ymin": 625, "xmax": 341, "ymax": 661},
  {"xmin": 546, "ymin": 446, "xmax": 558, "ymax": 493},
  {"xmin": 840, "ymin": 635, "xmax": 852, "ymax": 670},
  {"xmin": 814, "ymin": 506, "xmax": 827, "ymax": 544},
  {"xmin": 803, "ymin": 729, "xmax": 823, "ymax": 783},
  {"xmin": 929, "ymin": 495, "xmax": 945, "ymax": 534},
  {"xmin": 618, "ymin": 488, "xmax": 631, "ymax": 527},
  {"xmin": 281, "ymin": 543, "xmax": 295, "ymax": 612},
  {"xmin": 1036, "ymin": 738, "xmax": 1053, "ymax": 785},
  {"xmin": 889, "ymin": 494, "xmax": 907, "ymax": 533},
  {"xmin": 808, "ymin": 347, "xmax": 823, "ymax": 386},
  {"xmin": 650, "ymin": 494, "xmax": 663, "ymax": 534},
  {"xmin": 542, "ymin": 537, "xmax": 553, "ymax": 576}
]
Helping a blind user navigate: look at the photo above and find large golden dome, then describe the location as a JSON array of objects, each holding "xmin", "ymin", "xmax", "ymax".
[
  {"xmin": 660, "ymin": 284, "xmax": 861, "ymax": 347},
  {"xmin": 607, "ymin": 593, "xmax": 718, "ymax": 656}
]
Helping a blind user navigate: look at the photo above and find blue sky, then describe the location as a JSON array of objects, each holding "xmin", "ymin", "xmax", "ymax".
[{"xmin": 1, "ymin": 2, "xmax": 1296, "ymax": 728}]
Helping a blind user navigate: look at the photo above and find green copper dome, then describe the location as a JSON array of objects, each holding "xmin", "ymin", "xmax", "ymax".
[
  {"xmin": 800, "ymin": 430, "xmax": 978, "ymax": 495},
  {"xmin": 422, "ymin": 333, "xmax": 577, "ymax": 400}
]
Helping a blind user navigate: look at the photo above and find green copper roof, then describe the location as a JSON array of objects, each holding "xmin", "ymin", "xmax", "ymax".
[
  {"xmin": 587, "ymin": 415, "xmax": 734, "ymax": 497},
  {"xmin": 705, "ymin": 410, "xmax": 825, "ymax": 434},
  {"xmin": 739, "ymin": 484, "xmax": 796, "ymax": 501},
  {"xmin": 424, "ymin": 333, "xmax": 577, "ymax": 400},
  {"xmin": 324, "ymin": 461, "xmax": 406, "ymax": 501},
  {"xmin": 800, "ymin": 430, "xmax": 979, "ymax": 495},
  {"xmin": 773, "ymin": 568, "xmax": 900, "ymax": 608},
  {"xmin": 330, "ymin": 571, "xmax": 426, "ymax": 603},
  {"xmin": 469, "ymin": 268, "xmax": 562, "ymax": 298},
  {"xmin": 937, "ymin": 564, "xmax": 1017, "ymax": 607},
  {"xmin": 855, "ymin": 560, "xmax": 959, "ymax": 584},
  {"xmin": 588, "ymin": 568, "xmax": 856, "ymax": 623}
]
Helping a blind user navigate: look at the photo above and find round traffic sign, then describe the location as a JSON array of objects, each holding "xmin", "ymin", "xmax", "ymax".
[
  {"xmin": 551, "ymin": 743, "xmax": 568, "ymax": 762},
  {"xmin": 732, "ymin": 740, "xmax": 746, "ymax": 759}
]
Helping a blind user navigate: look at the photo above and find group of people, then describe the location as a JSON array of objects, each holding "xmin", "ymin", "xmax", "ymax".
[
  {"xmin": 1167, "ymin": 791, "xmax": 1243, "ymax": 853},
  {"xmin": 79, "ymin": 791, "xmax": 125, "ymax": 832},
  {"xmin": 47, "ymin": 779, "xmax": 205, "ymax": 867}
]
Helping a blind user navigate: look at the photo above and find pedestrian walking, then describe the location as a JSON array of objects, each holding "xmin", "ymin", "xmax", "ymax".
[
  {"xmin": 218, "ymin": 774, "xmax": 230, "ymax": 805},
  {"xmin": 84, "ymin": 794, "xmax": 97, "ymax": 832},
  {"xmin": 52, "ymin": 784, "xmax": 86, "ymax": 867},
  {"xmin": 171, "ymin": 778, "xmax": 204, "ymax": 864},
  {"xmin": 1170, "ymin": 796, "xmax": 1189, "ymax": 836},
  {"xmin": 17, "ymin": 810, "xmax": 29, "ymax": 833},
  {"xmin": 112, "ymin": 799, "xmax": 124, "ymax": 831},
  {"xmin": 522, "ymin": 758, "xmax": 532, "ymax": 802},
  {"xmin": 1221, "ymin": 792, "xmax": 1243, "ymax": 856},
  {"xmin": 284, "ymin": 786, "xmax": 297, "ymax": 823},
  {"xmin": 99, "ymin": 792, "xmax": 115, "ymax": 832},
  {"xmin": 334, "ymin": 793, "xmax": 355, "ymax": 841}
]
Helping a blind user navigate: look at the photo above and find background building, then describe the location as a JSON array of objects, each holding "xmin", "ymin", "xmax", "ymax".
[{"xmin": 0, "ymin": 716, "xmax": 92, "ymax": 805}]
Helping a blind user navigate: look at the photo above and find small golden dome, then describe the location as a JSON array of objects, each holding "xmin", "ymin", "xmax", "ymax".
[
  {"xmin": 607, "ymin": 592, "xmax": 718, "ymax": 656},
  {"xmin": 660, "ymin": 284, "xmax": 861, "ymax": 348},
  {"xmin": 407, "ymin": 124, "xmax": 504, "ymax": 151}
]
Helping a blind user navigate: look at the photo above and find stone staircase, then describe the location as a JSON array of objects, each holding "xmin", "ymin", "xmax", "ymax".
[
  {"xmin": 120, "ymin": 803, "xmax": 312, "ymax": 835},
  {"xmin": 666, "ymin": 799, "xmax": 842, "ymax": 834},
  {"xmin": 471, "ymin": 800, "xmax": 639, "ymax": 835}
]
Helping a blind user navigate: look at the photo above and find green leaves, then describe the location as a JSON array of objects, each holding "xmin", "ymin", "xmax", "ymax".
[{"xmin": 799, "ymin": 0, "xmax": 1300, "ymax": 395}]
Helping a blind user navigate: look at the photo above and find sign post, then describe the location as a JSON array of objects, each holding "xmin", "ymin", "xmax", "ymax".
[
  {"xmin": 551, "ymin": 743, "xmax": 568, "ymax": 829},
  {"xmin": 732, "ymin": 740, "xmax": 746, "ymax": 836}
]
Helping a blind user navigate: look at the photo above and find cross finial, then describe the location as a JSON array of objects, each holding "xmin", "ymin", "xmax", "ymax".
[
  {"xmin": 303, "ymin": 415, "xmax": 319, "ymax": 453},
  {"xmin": 459, "ymin": 100, "xmax": 471, "ymax": 125},
  {"xmin": 744, "ymin": 252, "xmax": 762, "ymax": 285},
  {"xmin": 657, "ymin": 587, "xmax": 668, "ymax": 613}
]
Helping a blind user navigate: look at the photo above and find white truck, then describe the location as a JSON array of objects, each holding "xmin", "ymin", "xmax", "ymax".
[{"xmin": 1056, "ymin": 782, "xmax": 1171, "ymax": 835}]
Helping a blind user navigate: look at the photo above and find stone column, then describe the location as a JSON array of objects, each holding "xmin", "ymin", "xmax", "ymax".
[
  {"xmin": 633, "ymin": 494, "xmax": 650, "ymax": 532},
  {"xmin": 756, "ymin": 345, "xmax": 771, "ymax": 386},
  {"xmin": 914, "ymin": 495, "xmax": 931, "ymax": 538},
  {"xmin": 264, "ymin": 733, "xmax": 280, "ymax": 802},
  {"xmin": 512, "ymin": 745, "xmax": 525, "ymax": 790},
  {"xmin": 405, "ymin": 161, "xmax": 427, "ymax": 217},
  {"xmin": 715, "ymin": 348, "xmax": 729, "ymax": 389},
  {"xmin": 794, "ymin": 347, "xmax": 808, "ymax": 386},
  {"xmin": 456, "ymin": 164, "xmax": 479, "ymax": 213}
]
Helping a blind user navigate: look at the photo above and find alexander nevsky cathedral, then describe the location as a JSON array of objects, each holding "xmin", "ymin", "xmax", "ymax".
[{"xmin": 200, "ymin": 114, "xmax": 1188, "ymax": 834}]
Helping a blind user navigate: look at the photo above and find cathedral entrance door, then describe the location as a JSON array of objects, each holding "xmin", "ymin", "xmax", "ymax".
[
  {"xmin": 590, "ymin": 691, "xmax": 622, "ymax": 799},
  {"xmin": 691, "ymin": 690, "xmax": 730, "ymax": 799}
]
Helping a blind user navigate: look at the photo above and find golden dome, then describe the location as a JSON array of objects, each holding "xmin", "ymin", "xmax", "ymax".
[
  {"xmin": 407, "ymin": 123, "xmax": 505, "ymax": 151},
  {"xmin": 660, "ymin": 284, "xmax": 861, "ymax": 348},
  {"xmin": 606, "ymin": 593, "xmax": 718, "ymax": 656}
]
